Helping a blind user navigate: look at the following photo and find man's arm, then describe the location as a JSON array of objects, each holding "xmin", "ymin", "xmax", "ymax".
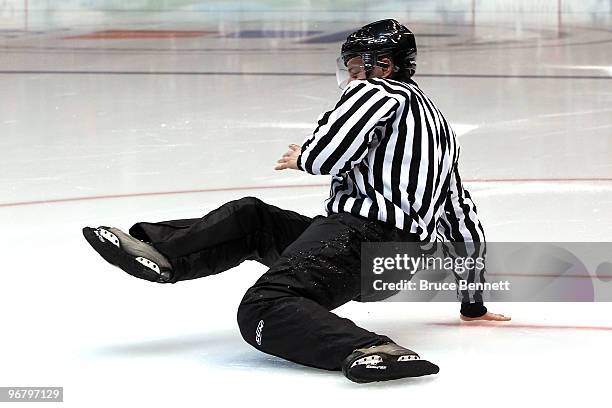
[
  {"xmin": 275, "ymin": 80, "xmax": 398, "ymax": 174},
  {"xmin": 438, "ymin": 158, "xmax": 510, "ymax": 321}
]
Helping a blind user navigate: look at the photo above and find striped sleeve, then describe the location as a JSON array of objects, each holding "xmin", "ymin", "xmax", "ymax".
[
  {"xmin": 297, "ymin": 80, "xmax": 399, "ymax": 176},
  {"xmin": 437, "ymin": 158, "xmax": 487, "ymax": 305}
]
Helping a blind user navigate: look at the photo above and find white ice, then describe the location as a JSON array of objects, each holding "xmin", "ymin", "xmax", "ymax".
[{"xmin": 1, "ymin": 1, "xmax": 611, "ymax": 407}]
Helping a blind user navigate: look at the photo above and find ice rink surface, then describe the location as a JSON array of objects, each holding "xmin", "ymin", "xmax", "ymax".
[{"xmin": 1, "ymin": 1, "xmax": 611, "ymax": 406}]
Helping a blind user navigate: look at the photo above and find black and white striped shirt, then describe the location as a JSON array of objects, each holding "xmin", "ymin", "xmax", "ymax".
[
  {"xmin": 298, "ymin": 77, "xmax": 484, "ymax": 244},
  {"xmin": 297, "ymin": 77, "xmax": 486, "ymax": 302}
]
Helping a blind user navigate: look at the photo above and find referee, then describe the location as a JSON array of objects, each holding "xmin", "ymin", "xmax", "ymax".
[{"xmin": 83, "ymin": 19, "xmax": 510, "ymax": 383}]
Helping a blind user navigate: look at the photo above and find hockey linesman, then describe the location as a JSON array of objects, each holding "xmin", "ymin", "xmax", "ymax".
[{"xmin": 83, "ymin": 19, "xmax": 510, "ymax": 383}]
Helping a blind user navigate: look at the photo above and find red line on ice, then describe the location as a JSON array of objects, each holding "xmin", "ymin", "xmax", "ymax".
[
  {"xmin": 1, "ymin": 177, "xmax": 611, "ymax": 209},
  {"xmin": 429, "ymin": 322, "xmax": 612, "ymax": 331}
]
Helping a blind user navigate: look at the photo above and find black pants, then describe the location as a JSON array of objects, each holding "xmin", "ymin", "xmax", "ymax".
[{"xmin": 129, "ymin": 196, "xmax": 417, "ymax": 370}]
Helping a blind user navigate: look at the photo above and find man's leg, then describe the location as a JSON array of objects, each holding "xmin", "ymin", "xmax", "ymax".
[
  {"xmin": 128, "ymin": 196, "xmax": 312, "ymax": 282},
  {"xmin": 236, "ymin": 213, "xmax": 422, "ymax": 371},
  {"xmin": 84, "ymin": 196, "xmax": 312, "ymax": 283}
]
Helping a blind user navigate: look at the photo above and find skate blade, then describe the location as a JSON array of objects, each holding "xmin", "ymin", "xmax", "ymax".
[
  {"xmin": 345, "ymin": 358, "xmax": 439, "ymax": 383},
  {"xmin": 82, "ymin": 227, "xmax": 162, "ymax": 282}
]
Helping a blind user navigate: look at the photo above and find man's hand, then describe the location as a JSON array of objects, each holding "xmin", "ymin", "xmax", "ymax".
[
  {"xmin": 275, "ymin": 144, "xmax": 302, "ymax": 171},
  {"xmin": 460, "ymin": 312, "xmax": 511, "ymax": 322}
]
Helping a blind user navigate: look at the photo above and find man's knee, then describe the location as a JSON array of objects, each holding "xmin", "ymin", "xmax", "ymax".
[
  {"xmin": 230, "ymin": 196, "xmax": 268, "ymax": 224},
  {"xmin": 236, "ymin": 282, "xmax": 294, "ymax": 348},
  {"xmin": 234, "ymin": 196, "xmax": 265, "ymax": 212},
  {"xmin": 236, "ymin": 286, "xmax": 269, "ymax": 348}
]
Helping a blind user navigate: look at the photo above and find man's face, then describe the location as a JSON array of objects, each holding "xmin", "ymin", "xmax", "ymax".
[
  {"xmin": 345, "ymin": 56, "xmax": 390, "ymax": 86},
  {"xmin": 345, "ymin": 56, "xmax": 367, "ymax": 85}
]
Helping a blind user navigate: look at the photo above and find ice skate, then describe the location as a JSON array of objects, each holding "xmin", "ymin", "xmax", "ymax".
[
  {"xmin": 82, "ymin": 226, "xmax": 172, "ymax": 283},
  {"xmin": 342, "ymin": 342, "xmax": 439, "ymax": 383}
]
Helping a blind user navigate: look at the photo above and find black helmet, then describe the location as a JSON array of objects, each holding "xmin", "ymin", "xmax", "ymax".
[{"xmin": 340, "ymin": 19, "xmax": 417, "ymax": 79}]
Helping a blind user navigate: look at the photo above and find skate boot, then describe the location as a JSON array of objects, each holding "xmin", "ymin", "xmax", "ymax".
[
  {"xmin": 342, "ymin": 342, "xmax": 439, "ymax": 383},
  {"xmin": 82, "ymin": 226, "xmax": 172, "ymax": 283}
]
